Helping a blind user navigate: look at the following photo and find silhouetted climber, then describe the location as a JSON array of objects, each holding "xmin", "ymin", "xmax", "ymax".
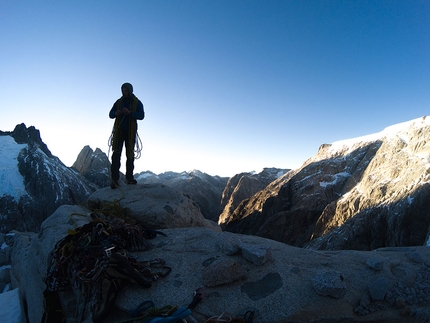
[{"xmin": 109, "ymin": 83, "xmax": 144, "ymax": 189}]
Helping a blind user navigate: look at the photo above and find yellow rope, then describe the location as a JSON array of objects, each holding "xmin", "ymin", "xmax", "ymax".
[{"xmin": 67, "ymin": 212, "xmax": 91, "ymax": 235}]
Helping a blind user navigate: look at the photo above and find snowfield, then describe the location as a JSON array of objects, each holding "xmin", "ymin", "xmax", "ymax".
[{"xmin": 0, "ymin": 136, "xmax": 27, "ymax": 200}]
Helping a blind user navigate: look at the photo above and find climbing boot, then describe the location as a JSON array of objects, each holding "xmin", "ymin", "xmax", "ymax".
[{"xmin": 110, "ymin": 180, "xmax": 119, "ymax": 189}]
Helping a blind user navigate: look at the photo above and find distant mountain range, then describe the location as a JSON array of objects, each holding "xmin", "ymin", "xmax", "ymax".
[{"xmin": 1, "ymin": 117, "xmax": 430, "ymax": 251}]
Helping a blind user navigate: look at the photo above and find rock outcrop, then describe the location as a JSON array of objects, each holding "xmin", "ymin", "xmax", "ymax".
[
  {"xmin": 221, "ymin": 117, "xmax": 430, "ymax": 251},
  {"xmin": 87, "ymin": 184, "xmax": 219, "ymax": 230},
  {"xmin": 135, "ymin": 170, "xmax": 229, "ymax": 222},
  {"xmin": 72, "ymin": 145, "xmax": 112, "ymax": 188},
  {"xmin": 9, "ymin": 193, "xmax": 430, "ymax": 323}
]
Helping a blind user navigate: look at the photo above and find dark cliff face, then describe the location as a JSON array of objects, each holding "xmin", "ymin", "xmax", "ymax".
[
  {"xmin": 9, "ymin": 123, "xmax": 53, "ymax": 158},
  {"xmin": 221, "ymin": 118, "xmax": 430, "ymax": 251},
  {"xmin": 0, "ymin": 124, "xmax": 97, "ymax": 233},
  {"xmin": 219, "ymin": 168, "xmax": 290, "ymax": 226}
]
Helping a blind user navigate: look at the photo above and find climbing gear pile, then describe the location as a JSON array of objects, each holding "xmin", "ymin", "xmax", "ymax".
[{"xmin": 42, "ymin": 216, "xmax": 169, "ymax": 323}]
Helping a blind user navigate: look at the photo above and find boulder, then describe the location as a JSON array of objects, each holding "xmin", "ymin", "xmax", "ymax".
[
  {"xmin": 0, "ymin": 287, "xmax": 26, "ymax": 323},
  {"xmin": 135, "ymin": 170, "xmax": 229, "ymax": 222},
  {"xmin": 10, "ymin": 205, "xmax": 91, "ymax": 323},
  {"xmin": 87, "ymin": 183, "xmax": 220, "ymax": 231}
]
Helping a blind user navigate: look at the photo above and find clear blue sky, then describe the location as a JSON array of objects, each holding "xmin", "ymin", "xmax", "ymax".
[{"xmin": 1, "ymin": 1, "xmax": 429, "ymax": 177}]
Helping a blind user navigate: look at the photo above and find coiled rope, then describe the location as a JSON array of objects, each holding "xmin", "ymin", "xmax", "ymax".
[{"xmin": 107, "ymin": 113, "xmax": 143, "ymax": 161}]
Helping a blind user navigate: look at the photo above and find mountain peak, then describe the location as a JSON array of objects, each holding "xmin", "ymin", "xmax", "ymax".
[{"xmin": 11, "ymin": 123, "xmax": 53, "ymax": 158}]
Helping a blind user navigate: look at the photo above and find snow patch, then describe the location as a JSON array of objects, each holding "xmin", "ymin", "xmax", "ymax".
[
  {"xmin": 276, "ymin": 170, "xmax": 287, "ymax": 178},
  {"xmin": 329, "ymin": 117, "xmax": 430, "ymax": 154},
  {"xmin": 136, "ymin": 172, "xmax": 156, "ymax": 180},
  {"xmin": 0, "ymin": 136, "xmax": 27, "ymax": 200},
  {"xmin": 180, "ymin": 174, "xmax": 191, "ymax": 181},
  {"xmin": 320, "ymin": 172, "xmax": 351, "ymax": 188}
]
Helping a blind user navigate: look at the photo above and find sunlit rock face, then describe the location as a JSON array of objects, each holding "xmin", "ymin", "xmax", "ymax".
[{"xmin": 221, "ymin": 117, "xmax": 430, "ymax": 250}]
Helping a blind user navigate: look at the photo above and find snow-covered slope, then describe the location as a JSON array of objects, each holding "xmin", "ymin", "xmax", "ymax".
[
  {"xmin": 0, "ymin": 124, "xmax": 98, "ymax": 233},
  {"xmin": 0, "ymin": 137, "xmax": 27, "ymax": 201},
  {"xmin": 316, "ymin": 116, "xmax": 430, "ymax": 160}
]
